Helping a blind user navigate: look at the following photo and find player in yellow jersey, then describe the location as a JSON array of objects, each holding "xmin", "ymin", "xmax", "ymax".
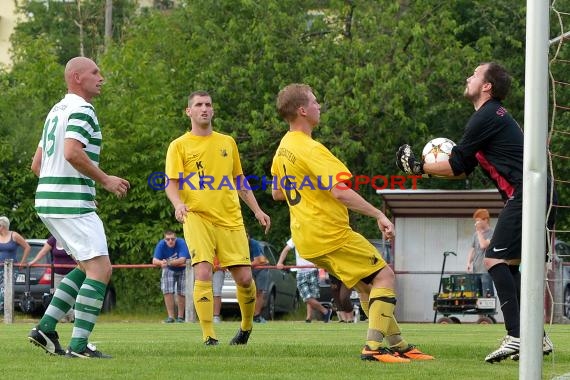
[
  {"xmin": 165, "ymin": 91, "xmax": 270, "ymax": 346},
  {"xmin": 271, "ymin": 84, "xmax": 433, "ymax": 363}
]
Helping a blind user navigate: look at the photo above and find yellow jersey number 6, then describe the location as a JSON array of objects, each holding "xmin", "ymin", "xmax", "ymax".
[{"xmin": 282, "ymin": 164, "xmax": 301, "ymax": 206}]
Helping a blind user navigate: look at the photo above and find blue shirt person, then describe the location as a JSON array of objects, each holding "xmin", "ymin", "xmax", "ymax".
[{"xmin": 152, "ymin": 231, "xmax": 191, "ymax": 323}]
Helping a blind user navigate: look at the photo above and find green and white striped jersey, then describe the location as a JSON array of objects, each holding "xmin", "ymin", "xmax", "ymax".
[{"xmin": 35, "ymin": 94, "xmax": 101, "ymax": 218}]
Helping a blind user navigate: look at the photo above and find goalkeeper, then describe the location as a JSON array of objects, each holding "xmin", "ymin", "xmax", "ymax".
[{"xmin": 396, "ymin": 62, "xmax": 556, "ymax": 363}]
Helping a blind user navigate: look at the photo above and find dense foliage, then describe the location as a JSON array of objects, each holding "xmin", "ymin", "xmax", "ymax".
[{"xmin": 1, "ymin": 0, "xmax": 568, "ymax": 310}]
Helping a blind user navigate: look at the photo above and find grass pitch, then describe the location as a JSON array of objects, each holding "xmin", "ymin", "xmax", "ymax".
[{"xmin": 1, "ymin": 318, "xmax": 569, "ymax": 380}]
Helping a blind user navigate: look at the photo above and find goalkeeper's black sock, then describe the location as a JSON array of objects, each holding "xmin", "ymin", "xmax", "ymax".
[
  {"xmin": 488, "ymin": 263, "xmax": 520, "ymax": 338},
  {"xmin": 509, "ymin": 265, "xmax": 521, "ymax": 307}
]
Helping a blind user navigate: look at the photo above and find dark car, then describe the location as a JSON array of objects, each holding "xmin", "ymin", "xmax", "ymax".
[
  {"xmin": 221, "ymin": 241, "xmax": 299, "ymax": 320},
  {"xmin": 11, "ymin": 239, "xmax": 116, "ymax": 314},
  {"xmin": 318, "ymin": 239, "xmax": 392, "ymax": 320}
]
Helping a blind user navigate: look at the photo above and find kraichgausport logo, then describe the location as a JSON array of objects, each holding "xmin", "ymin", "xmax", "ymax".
[{"xmin": 146, "ymin": 172, "xmax": 422, "ymax": 192}]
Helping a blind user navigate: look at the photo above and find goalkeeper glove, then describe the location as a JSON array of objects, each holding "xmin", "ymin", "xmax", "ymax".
[{"xmin": 396, "ymin": 144, "xmax": 424, "ymax": 175}]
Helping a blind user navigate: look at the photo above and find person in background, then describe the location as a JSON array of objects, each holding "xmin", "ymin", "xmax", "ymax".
[
  {"xmin": 152, "ymin": 230, "xmax": 190, "ymax": 323},
  {"xmin": 276, "ymin": 238, "xmax": 332, "ymax": 323},
  {"xmin": 329, "ymin": 274, "xmax": 355, "ymax": 323},
  {"xmin": 212, "ymin": 256, "xmax": 224, "ymax": 323},
  {"xmin": 0, "ymin": 215, "xmax": 31, "ymax": 312},
  {"xmin": 28, "ymin": 236, "xmax": 77, "ymax": 322},
  {"xmin": 0, "ymin": 216, "xmax": 31, "ymax": 267},
  {"xmin": 466, "ymin": 209, "xmax": 494, "ymax": 296},
  {"xmin": 249, "ymin": 234, "xmax": 269, "ymax": 323}
]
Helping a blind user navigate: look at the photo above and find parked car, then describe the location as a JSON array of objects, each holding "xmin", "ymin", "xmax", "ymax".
[
  {"xmin": 11, "ymin": 239, "xmax": 116, "ymax": 314},
  {"xmin": 221, "ymin": 241, "xmax": 299, "ymax": 320},
  {"xmin": 318, "ymin": 239, "xmax": 392, "ymax": 320}
]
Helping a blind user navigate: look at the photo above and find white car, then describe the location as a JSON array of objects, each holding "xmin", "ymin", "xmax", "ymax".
[{"xmin": 221, "ymin": 241, "xmax": 299, "ymax": 320}]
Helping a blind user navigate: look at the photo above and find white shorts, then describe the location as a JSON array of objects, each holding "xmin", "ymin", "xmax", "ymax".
[
  {"xmin": 40, "ymin": 213, "xmax": 108, "ymax": 262},
  {"xmin": 212, "ymin": 270, "xmax": 224, "ymax": 297}
]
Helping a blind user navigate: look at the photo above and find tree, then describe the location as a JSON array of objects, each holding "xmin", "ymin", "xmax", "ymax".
[
  {"xmin": 12, "ymin": 0, "xmax": 137, "ymax": 64},
  {"xmin": 4, "ymin": 0, "xmax": 564, "ymax": 311},
  {"xmin": 0, "ymin": 36, "xmax": 62, "ymax": 238}
]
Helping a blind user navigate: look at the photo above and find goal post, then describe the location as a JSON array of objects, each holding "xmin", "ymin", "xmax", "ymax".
[{"xmin": 520, "ymin": 0, "xmax": 550, "ymax": 379}]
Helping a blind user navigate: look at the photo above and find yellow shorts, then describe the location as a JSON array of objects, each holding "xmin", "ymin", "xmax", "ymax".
[
  {"xmin": 308, "ymin": 231, "xmax": 386, "ymax": 288},
  {"xmin": 183, "ymin": 212, "xmax": 250, "ymax": 267}
]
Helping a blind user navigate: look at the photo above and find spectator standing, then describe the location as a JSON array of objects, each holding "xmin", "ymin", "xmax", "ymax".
[
  {"xmin": 466, "ymin": 209, "xmax": 494, "ymax": 296},
  {"xmin": 0, "ymin": 216, "xmax": 31, "ymax": 267},
  {"xmin": 276, "ymin": 238, "xmax": 332, "ymax": 323},
  {"xmin": 329, "ymin": 274, "xmax": 355, "ymax": 323},
  {"xmin": 212, "ymin": 256, "xmax": 224, "ymax": 323},
  {"xmin": 152, "ymin": 231, "xmax": 190, "ymax": 323},
  {"xmin": 249, "ymin": 235, "xmax": 269, "ymax": 323},
  {"xmin": 0, "ymin": 216, "xmax": 31, "ymax": 312}
]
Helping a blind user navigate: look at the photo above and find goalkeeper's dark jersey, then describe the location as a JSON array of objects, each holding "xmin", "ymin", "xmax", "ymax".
[{"xmin": 448, "ymin": 99, "xmax": 524, "ymax": 201}]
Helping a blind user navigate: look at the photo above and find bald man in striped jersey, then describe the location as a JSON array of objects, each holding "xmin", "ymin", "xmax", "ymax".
[{"xmin": 28, "ymin": 57, "xmax": 129, "ymax": 359}]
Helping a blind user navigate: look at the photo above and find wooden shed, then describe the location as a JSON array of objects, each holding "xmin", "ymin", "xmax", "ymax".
[{"xmin": 377, "ymin": 189, "xmax": 505, "ymax": 322}]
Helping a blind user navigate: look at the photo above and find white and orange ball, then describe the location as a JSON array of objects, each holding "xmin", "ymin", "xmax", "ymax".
[{"xmin": 421, "ymin": 137, "xmax": 456, "ymax": 164}]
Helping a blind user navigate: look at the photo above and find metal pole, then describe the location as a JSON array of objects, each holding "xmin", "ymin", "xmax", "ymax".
[
  {"xmin": 549, "ymin": 30, "xmax": 570, "ymax": 45},
  {"xmin": 3, "ymin": 260, "xmax": 14, "ymax": 324},
  {"xmin": 521, "ymin": 0, "xmax": 549, "ymax": 378},
  {"xmin": 433, "ymin": 251, "xmax": 456, "ymax": 323}
]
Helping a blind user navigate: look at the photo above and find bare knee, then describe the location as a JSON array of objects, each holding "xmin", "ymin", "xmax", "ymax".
[
  {"xmin": 103, "ymin": 265, "xmax": 112, "ymax": 283},
  {"xmin": 230, "ymin": 266, "xmax": 253, "ymax": 287},
  {"xmin": 81, "ymin": 255, "xmax": 113, "ymax": 284},
  {"xmin": 371, "ymin": 265, "xmax": 395, "ymax": 289},
  {"xmin": 194, "ymin": 261, "xmax": 214, "ymax": 281}
]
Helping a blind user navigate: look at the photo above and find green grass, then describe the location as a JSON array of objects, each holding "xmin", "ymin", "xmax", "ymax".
[{"xmin": 1, "ymin": 317, "xmax": 570, "ymax": 380}]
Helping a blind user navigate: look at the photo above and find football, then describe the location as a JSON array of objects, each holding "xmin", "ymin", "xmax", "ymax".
[{"xmin": 421, "ymin": 137, "xmax": 456, "ymax": 164}]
